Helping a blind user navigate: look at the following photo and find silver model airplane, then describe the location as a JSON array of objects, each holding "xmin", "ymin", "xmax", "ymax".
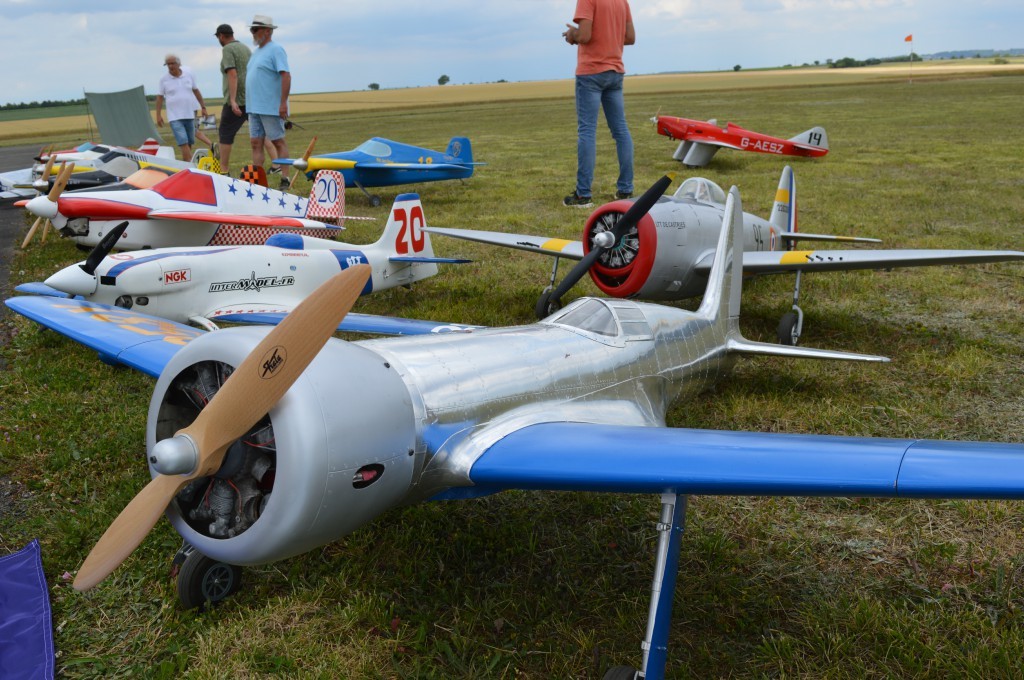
[
  {"xmin": 426, "ymin": 166, "xmax": 1024, "ymax": 344},
  {"xmin": 19, "ymin": 178, "xmax": 1024, "ymax": 680}
]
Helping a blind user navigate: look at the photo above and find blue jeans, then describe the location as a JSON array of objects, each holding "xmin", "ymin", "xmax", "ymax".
[
  {"xmin": 575, "ymin": 71, "xmax": 633, "ymax": 198},
  {"xmin": 168, "ymin": 118, "xmax": 195, "ymax": 146}
]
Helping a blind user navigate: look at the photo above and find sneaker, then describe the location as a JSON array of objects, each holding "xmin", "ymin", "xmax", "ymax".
[
  {"xmin": 279, "ymin": 176, "xmax": 291, "ymax": 190},
  {"xmin": 563, "ymin": 192, "xmax": 593, "ymax": 208},
  {"xmin": 615, "ymin": 190, "xmax": 633, "ymax": 200},
  {"xmin": 267, "ymin": 165, "xmax": 281, "ymax": 175}
]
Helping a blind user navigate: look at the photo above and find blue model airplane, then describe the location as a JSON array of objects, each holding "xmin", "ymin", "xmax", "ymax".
[
  {"xmin": 274, "ymin": 136, "xmax": 482, "ymax": 206},
  {"xmin": 10, "ymin": 176, "xmax": 1024, "ymax": 679}
]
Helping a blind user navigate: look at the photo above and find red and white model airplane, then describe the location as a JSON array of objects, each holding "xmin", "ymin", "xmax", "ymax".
[
  {"xmin": 20, "ymin": 166, "xmax": 369, "ymax": 251},
  {"xmin": 653, "ymin": 115, "xmax": 829, "ymax": 167}
]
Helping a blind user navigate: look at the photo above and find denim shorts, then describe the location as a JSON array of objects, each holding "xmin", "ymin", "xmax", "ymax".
[
  {"xmin": 248, "ymin": 113, "xmax": 286, "ymax": 141},
  {"xmin": 168, "ymin": 118, "xmax": 195, "ymax": 146}
]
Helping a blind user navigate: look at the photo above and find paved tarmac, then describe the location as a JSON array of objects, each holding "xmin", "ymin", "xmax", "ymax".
[{"xmin": 0, "ymin": 145, "xmax": 43, "ymax": 327}]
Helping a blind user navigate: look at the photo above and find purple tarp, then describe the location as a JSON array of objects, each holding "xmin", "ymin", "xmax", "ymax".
[{"xmin": 0, "ymin": 540, "xmax": 54, "ymax": 679}]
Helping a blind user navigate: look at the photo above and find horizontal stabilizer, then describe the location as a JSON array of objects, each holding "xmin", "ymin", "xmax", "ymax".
[
  {"xmin": 468, "ymin": 422, "xmax": 1024, "ymax": 499},
  {"xmin": 148, "ymin": 210, "xmax": 343, "ymax": 231},
  {"xmin": 388, "ymin": 256, "xmax": 472, "ymax": 264},
  {"xmin": 726, "ymin": 337, "xmax": 888, "ymax": 363},
  {"xmin": 779, "ymin": 232, "xmax": 882, "ymax": 244}
]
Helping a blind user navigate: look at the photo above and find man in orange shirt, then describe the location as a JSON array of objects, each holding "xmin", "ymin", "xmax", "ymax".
[{"xmin": 562, "ymin": 0, "xmax": 635, "ymax": 207}]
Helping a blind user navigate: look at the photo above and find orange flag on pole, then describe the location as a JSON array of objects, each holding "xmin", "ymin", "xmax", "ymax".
[{"xmin": 904, "ymin": 34, "xmax": 913, "ymax": 42}]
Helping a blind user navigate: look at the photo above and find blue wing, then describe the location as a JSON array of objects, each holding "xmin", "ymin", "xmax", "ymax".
[
  {"xmin": 216, "ymin": 311, "xmax": 481, "ymax": 336},
  {"xmin": 6, "ymin": 295, "xmax": 482, "ymax": 377},
  {"xmin": 5, "ymin": 296, "xmax": 200, "ymax": 377},
  {"xmin": 464, "ymin": 423, "xmax": 1024, "ymax": 500}
]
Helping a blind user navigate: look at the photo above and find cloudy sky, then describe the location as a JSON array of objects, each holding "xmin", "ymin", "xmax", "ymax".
[{"xmin": 1, "ymin": 0, "xmax": 1020, "ymax": 106}]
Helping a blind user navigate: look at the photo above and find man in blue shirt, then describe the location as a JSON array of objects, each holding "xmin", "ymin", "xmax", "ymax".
[{"xmin": 245, "ymin": 14, "xmax": 292, "ymax": 189}]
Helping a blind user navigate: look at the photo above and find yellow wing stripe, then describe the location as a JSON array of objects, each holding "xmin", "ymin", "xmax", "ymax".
[
  {"xmin": 540, "ymin": 238, "xmax": 574, "ymax": 253},
  {"xmin": 780, "ymin": 250, "xmax": 813, "ymax": 264},
  {"xmin": 774, "ymin": 188, "xmax": 790, "ymax": 203}
]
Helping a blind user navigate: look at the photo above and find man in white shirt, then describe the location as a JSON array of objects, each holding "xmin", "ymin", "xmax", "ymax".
[{"xmin": 155, "ymin": 54, "xmax": 208, "ymax": 161}]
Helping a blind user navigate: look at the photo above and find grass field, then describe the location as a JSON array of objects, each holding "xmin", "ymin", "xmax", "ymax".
[{"xmin": 2, "ymin": 66, "xmax": 1024, "ymax": 678}]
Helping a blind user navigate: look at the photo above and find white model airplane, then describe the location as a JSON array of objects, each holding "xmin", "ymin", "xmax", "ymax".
[
  {"xmin": 20, "ymin": 193, "xmax": 471, "ymax": 332},
  {"xmin": 426, "ymin": 167, "xmax": 1024, "ymax": 344},
  {"xmin": 9, "ymin": 179, "xmax": 1024, "ymax": 680},
  {"xmin": 0, "ymin": 138, "xmax": 215, "ymax": 201},
  {"xmin": 20, "ymin": 167, "xmax": 368, "ymax": 251}
]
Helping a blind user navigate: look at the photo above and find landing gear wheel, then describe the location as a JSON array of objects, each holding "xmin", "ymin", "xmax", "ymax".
[
  {"xmin": 777, "ymin": 311, "xmax": 799, "ymax": 346},
  {"xmin": 603, "ymin": 666, "xmax": 639, "ymax": 680},
  {"xmin": 177, "ymin": 550, "xmax": 243, "ymax": 610},
  {"xmin": 535, "ymin": 286, "xmax": 561, "ymax": 319},
  {"xmin": 369, "ymin": 194, "xmax": 382, "ymax": 208}
]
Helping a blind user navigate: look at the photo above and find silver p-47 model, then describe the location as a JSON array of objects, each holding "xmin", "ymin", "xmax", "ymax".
[
  {"xmin": 14, "ymin": 179, "xmax": 1024, "ymax": 680},
  {"xmin": 427, "ymin": 166, "xmax": 1024, "ymax": 344}
]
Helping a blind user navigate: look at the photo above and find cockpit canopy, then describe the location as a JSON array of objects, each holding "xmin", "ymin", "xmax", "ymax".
[
  {"xmin": 673, "ymin": 177, "xmax": 726, "ymax": 205},
  {"xmin": 545, "ymin": 298, "xmax": 653, "ymax": 345},
  {"xmin": 356, "ymin": 139, "xmax": 392, "ymax": 158}
]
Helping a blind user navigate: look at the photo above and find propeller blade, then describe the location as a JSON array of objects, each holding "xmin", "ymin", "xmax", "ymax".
[
  {"xmin": 73, "ymin": 474, "xmax": 188, "ymax": 591},
  {"xmin": 40, "ymin": 220, "xmax": 50, "ymax": 244},
  {"xmin": 546, "ymin": 174, "xmax": 674, "ymax": 309},
  {"xmin": 302, "ymin": 136, "xmax": 317, "ymax": 162},
  {"xmin": 610, "ymin": 173, "xmax": 674, "ymax": 242},
  {"xmin": 20, "ymin": 217, "xmax": 42, "ymax": 249},
  {"xmin": 547, "ymin": 248, "xmax": 604, "ymax": 306},
  {"xmin": 80, "ymin": 222, "xmax": 129, "ymax": 275},
  {"xmin": 48, "ymin": 162, "xmax": 73, "ymax": 202},
  {"xmin": 73, "ymin": 263, "xmax": 372, "ymax": 591},
  {"xmin": 41, "ymin": 154, "xmax": 55, "ymax": 184}
]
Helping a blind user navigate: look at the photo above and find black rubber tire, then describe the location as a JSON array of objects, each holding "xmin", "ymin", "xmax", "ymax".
[
  {"xmin": 603, "ymin": 666, "xmax": 638, "ymax": 680},
  {"xmin": 777, "ymin": 311, "xmax": 799, "ymax": 346},
  {"xmin": 535, "ymin": 287, "xmax": 561, "ymax": 319},
  {"xmin": 369, "ymin": 195, "xmax": 382, "ymax": 208},
  {"xmin": 177, "ymin": 551, "xmax": 243, "ymax": 610}
]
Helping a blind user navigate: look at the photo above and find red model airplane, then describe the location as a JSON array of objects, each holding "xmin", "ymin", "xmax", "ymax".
[{"xmin": 653, "ymin": 115, "xmax": 829, "ymax": 167}]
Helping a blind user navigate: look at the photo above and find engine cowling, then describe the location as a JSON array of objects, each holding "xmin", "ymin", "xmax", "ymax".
[
  {"xmin": 583, "ymin": 199, "xmax": 711, "ymax": 301},
  {"xmin": 148, "ymin": 327, "xmax": 417, "ymax": 566}
]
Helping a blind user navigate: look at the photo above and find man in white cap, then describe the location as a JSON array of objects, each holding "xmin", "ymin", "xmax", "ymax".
[{"xmin": 245, "ymin": 14, "xmax": 292, "ymax": 189}]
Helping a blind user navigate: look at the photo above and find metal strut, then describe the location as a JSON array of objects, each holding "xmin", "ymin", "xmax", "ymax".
[
  {"xmin": 789, "ymin": 269, "xmax": 805, "ymax": 342},
  {"xmin": 638, "ymin": 494, "xmax": 687, "ymax": 680},
  {"xmin": 547, "ymin": 256, "xmax": 561, "ymax": 290}
]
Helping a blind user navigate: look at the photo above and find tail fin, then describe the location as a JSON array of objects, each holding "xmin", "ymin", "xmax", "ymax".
[
  {"xmin": 698, "ymin": 185, "xmax": 887, "ymax": 363},
  {"xmin": 696, "ymin": 186, "xmax": 745, "ymax": 327},
  {"xmin": 137, "ymin": 138, "xmax": 160, "ymax": 155},
  {"xmin": 304, "ymin": 170, "xmax": 347, "ymax": 223},
  {"xmin": 239, "ymin": 164, "xmax": 268, "ymax": 187},
  {"xmin": 445, "ymin": 137, "xmax": 472, "ymax": 164},
  {"xmin": 768, "ymin": 165, "xmax": 797, "ymax": 243},
  {"xmin": 374, "ymin": 193, "xmax": 437, "ymax": 259},
  {"xmin": 788, "ymin": 126, "xmax": 828, "ymax": 151}
]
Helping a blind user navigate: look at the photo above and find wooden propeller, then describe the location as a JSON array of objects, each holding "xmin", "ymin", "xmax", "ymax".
[
  {"xmin": 73, "ymin": 263, "xmax": 372, "ymax": 591},
  {"xmin": 291, "ymin": 136, "xmax": 318, "ymax": 171},
  {"xmin": 21, "ymin": 161, "xmax": 72, "ymax": 249}
]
